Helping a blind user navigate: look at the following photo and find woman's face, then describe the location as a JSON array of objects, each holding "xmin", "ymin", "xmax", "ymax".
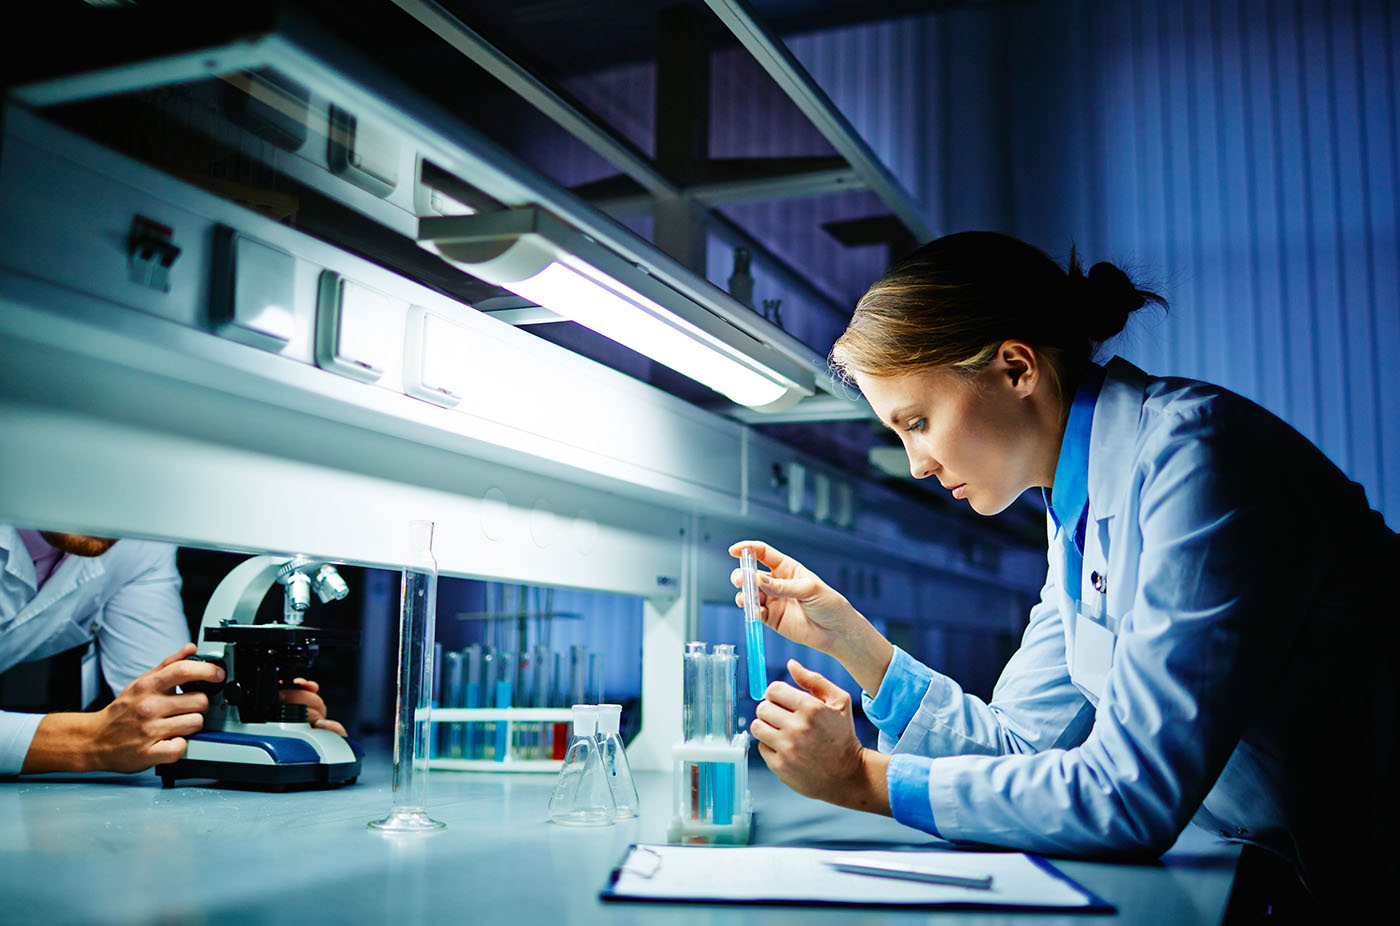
[{"xmin": 853, "ymin": 349, "xmax": 1058, "ymax": 516}]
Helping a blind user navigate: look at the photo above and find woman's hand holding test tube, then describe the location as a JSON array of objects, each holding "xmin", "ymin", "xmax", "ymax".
[
  {"xmin": 727, "ymin": 541, "xmax": 894, "ymax": 695},
  {"xmin": 728, "ymin": 540, "xmax": 898, "ymax": 817}
]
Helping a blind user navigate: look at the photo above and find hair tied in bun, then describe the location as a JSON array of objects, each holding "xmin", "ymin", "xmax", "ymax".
[{"xmin": 1083, "ymin": 261, "xmax": 1146, "ymax": 341}]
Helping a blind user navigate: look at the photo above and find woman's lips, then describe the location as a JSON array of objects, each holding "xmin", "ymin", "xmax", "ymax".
[{"xmin": 951, "ymin": 484, "xmax": 967, "ymax": 500}]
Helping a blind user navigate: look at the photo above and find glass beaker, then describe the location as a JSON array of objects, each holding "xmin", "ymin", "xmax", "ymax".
[
  {"xmin": 546, "ymin": 705, "xmax": 616, "ymax": 826},
  {"xmin": 596, "ymin": 703, "xmax": 639, "ymax": 819},
  {"xmin": 369, "ymin": 519, "xmax": 446, "ymax": 832}
]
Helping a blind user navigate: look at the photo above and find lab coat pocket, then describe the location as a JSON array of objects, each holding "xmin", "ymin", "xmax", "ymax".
[
  {"xmin": 1071, "ymin": 605, "xmax": 1116, "ymax": 701},
  {"xmin": 0, "ymin": 612, "xmax": 90, "ymax": 673}
]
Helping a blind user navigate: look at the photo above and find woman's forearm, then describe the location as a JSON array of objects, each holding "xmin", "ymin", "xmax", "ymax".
[{"xmin": 829, "ymin": 619, "xmax": 896, "ymax": 696}]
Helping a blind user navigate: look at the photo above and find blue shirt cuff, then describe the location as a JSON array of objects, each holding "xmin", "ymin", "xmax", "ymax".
[
  {"xmin": 0, "ymin": 710, "xmax": 44, "ymax": 776},
  {"xmin": 887, "ymin": 753, "xmax": 941, "ymax": 837},
  {"xmin": 860, "ymin": 646, "xmax": 934, "ymax": 740}
]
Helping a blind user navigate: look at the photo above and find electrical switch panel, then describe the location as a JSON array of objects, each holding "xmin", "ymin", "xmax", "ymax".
[{"xmin": 315, "ymin": 271, "xmax": 400, "ymax": 383}]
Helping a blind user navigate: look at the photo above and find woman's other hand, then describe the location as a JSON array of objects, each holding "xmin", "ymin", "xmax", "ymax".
[{"xmin": 750, "ymin": 659, "xmax": 891, "ymax": 815}]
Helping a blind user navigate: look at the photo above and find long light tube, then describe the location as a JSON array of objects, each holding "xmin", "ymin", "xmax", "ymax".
[
  {"xmin": 510, "ymin": 260, "xmax": 788, "ymax": 408},
  {"xmin": 419, "ymin": 209, "xmax": 811, "ymax": 411}
]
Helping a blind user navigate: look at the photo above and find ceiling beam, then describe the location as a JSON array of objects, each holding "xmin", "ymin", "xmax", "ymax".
[{"xmin": 702, "ymin": 0, "xmax": 935, "ymax": 242}]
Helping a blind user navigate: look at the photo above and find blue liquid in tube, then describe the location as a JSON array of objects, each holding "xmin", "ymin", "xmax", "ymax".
[
  {"xmin": 712, "ymin": 765, "xmax": 735, "ymax": 825},
  {"xmin": 494, "ymin": 679, "xmax": 511, "ymax": 761},
  {"xmin": 741, "ymin": 547, "xmax": 768, "ymax": 701},
  {"xmin": 745, "ymin": 619, "xmax": 767, "ymax": 701}
]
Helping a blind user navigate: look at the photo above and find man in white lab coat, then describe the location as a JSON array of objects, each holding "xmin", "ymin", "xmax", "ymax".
[{"xmin": 0, "ymin": 525, "xmax": 340, "ymax": 776}]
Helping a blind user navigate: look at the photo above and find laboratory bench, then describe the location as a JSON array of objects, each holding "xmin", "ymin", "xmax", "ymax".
[{"xmin": 0, "ymin": 743, "xmax": 1240, "ymax": 925}]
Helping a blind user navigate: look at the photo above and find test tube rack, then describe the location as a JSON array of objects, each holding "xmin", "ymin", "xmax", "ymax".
[
  {"xmin": 427, "ymin": 708, "xmax": 572, "ymax": 772},
  {"xmin": 666, "ymin": 732, "xmax": 752, "ymax": 845}
]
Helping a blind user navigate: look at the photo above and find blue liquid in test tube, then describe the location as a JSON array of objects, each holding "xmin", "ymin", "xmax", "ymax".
[{"xmin": 741, "ymin": 548, "xmax": 767, "ymax": 701}]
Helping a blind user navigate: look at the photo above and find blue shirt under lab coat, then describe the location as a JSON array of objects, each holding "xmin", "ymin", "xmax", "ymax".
[
  {"xmin": 864, "ymin": 357, "xmax": 1399, "ymax": 901},
  {"xmin": 0, "ymin": 526, "xmax": 189, "ymax": 774}
]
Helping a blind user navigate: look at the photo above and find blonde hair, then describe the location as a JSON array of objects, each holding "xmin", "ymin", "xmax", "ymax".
[{"xmin": 831, "ymin": 232, "xmax": 1163, "ymax": 408}]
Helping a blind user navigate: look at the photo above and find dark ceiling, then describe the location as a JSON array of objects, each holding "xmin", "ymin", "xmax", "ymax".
[
  {"xmin": 435, "ymin": 1, "xmax": 995, "ymax": 74},
  {"xmin": 13, "ymin": 0, "xmax": 1047, "ymax": 546}
]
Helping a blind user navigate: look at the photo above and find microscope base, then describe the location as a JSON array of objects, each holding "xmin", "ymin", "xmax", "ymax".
[
  {"xmin": 156, "ymin": 728, "xmax": 364, "ymax": 790},
  {"xmin": 157, "ymin": 756, "xmax": 361, "ymax": 790}
]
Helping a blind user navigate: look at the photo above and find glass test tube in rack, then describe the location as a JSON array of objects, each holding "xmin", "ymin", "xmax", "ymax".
[
  {"xmin": 669, "ymin": 641, "xmax": 752, "ymax": 844},
  {"xmin": 427, "ymin": 595, "xmax": 606, "ymax": 772}
]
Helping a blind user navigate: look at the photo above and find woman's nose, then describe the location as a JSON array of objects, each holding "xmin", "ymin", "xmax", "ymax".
[{"xmin": 907, "ymin": 449, "xmax": 938, "ymax": 480}]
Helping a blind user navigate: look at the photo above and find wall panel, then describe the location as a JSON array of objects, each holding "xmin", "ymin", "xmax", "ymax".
[{"xmin": 1000, "ymin": 0, "xmax": 1399, "ymax": 523}]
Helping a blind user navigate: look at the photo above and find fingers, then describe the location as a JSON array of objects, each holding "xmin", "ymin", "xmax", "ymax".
[
  {"xmin": 786, "ymin": 659, "xmax": 846, "ymax": 703},
  {"xmin": 147, "ymin": 656, "xmax": 225, "ymax": 695},
  {"xmin": 152, "ymin": 644, "xmax": 198, "ymax": 672},
  {"xmin": 761, "ymin": 680, "xmax": 817, "ymax": 712},
  {"xmin": 727, "ymin": 540, "xmax": 789, "ymax": 571},
  {"xmin": 147, "ymin": 737, "xmax": 190, "ymax": 766},
  {"xmin": 280, "ymin": 687, "xmax": 346, "ymax": 736},
  {"xmin": 748, "ymin": 714, "xmax": 779, "ymax": 747},
  {"xmin": 280, "ymin": 687, "xmax": 328, "ymax": 724},
  {"xmin": 733, "ymin": 587, "xmax": 768, "ymax": 617},
  {"xmin": 162, "ymin": 692, "xmax": 210, "ymax": 715},
  {"xmin": 148, "ymin": 711, "xmax": 205, "ymax": 742}
]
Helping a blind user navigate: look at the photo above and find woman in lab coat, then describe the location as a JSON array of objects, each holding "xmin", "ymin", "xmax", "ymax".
[{"xmin": 733, "ymin": 231, "xmax": 1398, "ymax": 914}]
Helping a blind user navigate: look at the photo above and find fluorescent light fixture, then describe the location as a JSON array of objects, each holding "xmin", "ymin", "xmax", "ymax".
[{"xmin": 418, "ymin": 208, "xmax": 813, "ymax": 411}]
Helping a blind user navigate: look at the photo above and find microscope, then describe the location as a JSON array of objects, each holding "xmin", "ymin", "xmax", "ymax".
[{"xmin": 157, "ymin": 554, "xmax": 364, "ymax": 789}]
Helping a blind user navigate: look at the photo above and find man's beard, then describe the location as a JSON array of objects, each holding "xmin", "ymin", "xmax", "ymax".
[{"xmin": 39, "ymin": 532, "xmax": 118, "ymax": 557}]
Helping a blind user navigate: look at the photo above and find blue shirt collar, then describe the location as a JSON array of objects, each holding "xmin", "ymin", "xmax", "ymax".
[{"xmin": 1043, "ymin": 363, "xmax": 1105, "ymax": 553}]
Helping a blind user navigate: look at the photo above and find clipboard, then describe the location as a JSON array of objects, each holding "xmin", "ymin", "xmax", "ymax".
[{"xmin": 600, "ymin": 844, "xmax": 1114, "ymax": 912}]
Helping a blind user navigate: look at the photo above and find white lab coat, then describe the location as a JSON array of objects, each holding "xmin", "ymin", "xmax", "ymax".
[
  {"xmin": 0, "ymin": 526, "xmax": 189, "ymax": 774},
  {"xmin": 866, "ymin": 357, "xmax": 1399, "ymax": 901}
]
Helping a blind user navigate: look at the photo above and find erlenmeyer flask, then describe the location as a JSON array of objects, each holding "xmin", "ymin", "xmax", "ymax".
[
  {"xmin": 547, "ymin": 705, "xmax": 615, "ymax": 826},
  {"xmin": 596, "ymin": 703, "xmax": 639, "ymax": 819}
]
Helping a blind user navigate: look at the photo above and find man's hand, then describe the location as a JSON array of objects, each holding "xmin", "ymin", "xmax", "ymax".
[
  {"xmin": 750, "ymin": 659, "xmax": 892, "ymax": 816},
  {"xmin": 22, "ymin": 643, "xmax": 224, "ymax": 774},
  {"xmin": 280, "ymin": 679, "xmax": 346, "ymax": 736}
]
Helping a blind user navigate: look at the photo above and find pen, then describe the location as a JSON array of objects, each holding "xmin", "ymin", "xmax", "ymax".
[{"xmin": 824, "ymin": 857, "xmax": 994, "ymax": 890}]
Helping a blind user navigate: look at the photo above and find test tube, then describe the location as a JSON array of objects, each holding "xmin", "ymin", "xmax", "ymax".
[
  {"xmin": 494, "ymin": 650, "xmax": 513, "ymax": 762},
  {"xmin": 569, "ymin": 644, "xmax": 587, "ymax": 707},
  {"xmin": 443, "ymin": 650, "xmax": 466, "ymax": 758},
  {"xmin": 551, "ymin": 650, "xmax": 568, "ymax": 760},
  {"xmin": 516, "ymin": 648, "xmax": 533, "ymax": 759},
  {"xmin": 532, "ymin": 642, "xmax": 549, "ymax": 759},
  {"xmin": 682, "ymin": 641, "xmax": 708, "ymax": 742},
  {"xmin": 710, "ymin": 644, "xmax": 737, "ymax": 825},
  {"xmin": 710, "ymin": 643, "xmax": 736, "ymax": 742},
  {"xmin": 683, "ymin": 641, "xmax": 710, "ymax": 820},
  {"xmin": 465, "ymin": 644, "xmax": 482, "ymax": 759},
  {"xmin": 741, "ymin": 548, "xmax": 768, "ymax": 701},
  {"xmin": 588, "ymin": 652, "xmax": 604, "ymax": 704},
  {"xmin": 481, "ymin": 646, "xmax": 497, "ymax": 760}
]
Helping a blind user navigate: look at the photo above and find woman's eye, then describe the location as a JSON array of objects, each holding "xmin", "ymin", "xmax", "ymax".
[{"xmin": 905, "ymin": 418, "xmax": 926, "ymax": 433}]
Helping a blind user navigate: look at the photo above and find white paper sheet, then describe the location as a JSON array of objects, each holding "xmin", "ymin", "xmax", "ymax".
[{"xmin": 605, "ymin": 844, "xmax": 1105, "ymax": 909}]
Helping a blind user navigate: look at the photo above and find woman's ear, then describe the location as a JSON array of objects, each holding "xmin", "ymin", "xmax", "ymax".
[{"xmin": 998, "ymin": 340, "xmax": 1039, "ymax": 395}]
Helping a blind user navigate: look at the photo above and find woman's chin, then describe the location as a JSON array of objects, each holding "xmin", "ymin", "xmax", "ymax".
[{"xmin": 968, "ymin": 490, "xmax": 1016, "ymax": 517}]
